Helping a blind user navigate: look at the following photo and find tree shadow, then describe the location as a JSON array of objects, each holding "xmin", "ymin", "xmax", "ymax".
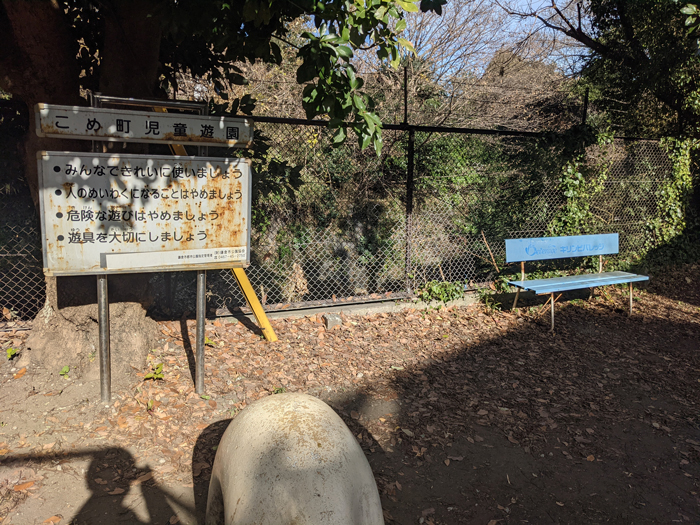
[
  {"xmin": 634, "ymin": 231, "xmax": 700, "ymax": 307},
  {"xmin": 190, "ymin": 292, "xmax": 700, "ymax": 524},
  {"xmin": 192, "ymin": 418, "xmax": 231, "ymax": 520},
  {"xmin": 0, "ymin": 447, "xmax": 193, "ymax": 524},
  {"xmin": 355, "ymin": 304, "xmax": 700, "ymax": 523},
  {"xmin": 178, "ymin": 317, "xmax": 197, "ymax": 383}
]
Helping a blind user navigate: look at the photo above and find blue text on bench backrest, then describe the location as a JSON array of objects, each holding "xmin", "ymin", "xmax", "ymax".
[{"xmin": 505, "ymin": 234, "xmax": 619, "ymax": 263}]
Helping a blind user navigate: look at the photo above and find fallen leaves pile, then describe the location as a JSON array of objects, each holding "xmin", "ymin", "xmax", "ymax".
[{"xmin": 1, "ymin": 262, "xmax": 700, "ymax": 523}]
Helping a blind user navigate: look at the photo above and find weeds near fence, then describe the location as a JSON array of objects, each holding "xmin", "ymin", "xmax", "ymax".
[{"xmin": 417, "ymin": 280, "xmax": 465, "ymax": 304}]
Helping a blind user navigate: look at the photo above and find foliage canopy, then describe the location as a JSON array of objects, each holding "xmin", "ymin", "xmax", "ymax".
[{"xmin": 1, "ymin": 0, "xmax": 444, "ymax": 156}]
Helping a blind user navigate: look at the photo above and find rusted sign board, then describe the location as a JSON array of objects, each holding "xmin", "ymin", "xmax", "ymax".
[
  {"xmin": 35, "ymin": 104, "xmax": 253, "ymax": 148},
  {"xmin": 38, "ymin": 151, "xmax": 251, "ymax": 276}
]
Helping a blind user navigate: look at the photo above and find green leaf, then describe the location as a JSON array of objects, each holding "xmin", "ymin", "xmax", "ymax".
[
  {"xmin": 6, "ymin": 348, "xmax": 17, "ymax": 360},
  {"xmin": 397, "ymin": 37, "xmax": 415, "ymax": 55},
  {"xmin": 395, "ymin": 19, "xmax": 406, "ymax": 32},
  {"xmin": 332, "ymin": 126, "xmax": 347, "ymax": 144},
  {"xmin": 353, "ymin": 93, "xmax": 366, "ymax": 111},
  {"xmin": 360, "ymin": 131, "xmax": 372, "ymax": 150},
  {"xmin": 336, "ymin": 45, "xmax": 353, "ymax": 59},
  {"xmin": 59, "ymin": 366, "xmax": 70, "ymax": 377},
  {"xmin": 363, "ymin": 113, "xmax": 376, "ymax": 133},
  {"xmin": 205, "ymin": 337, "xmax": 215, "ymax": 347},
  {"xmin": 373, "ymin": 133, "xmax": 383, "ymax": 156},
  {"xmin": 297, "ymin": 63, "xmax": 317, "ymax": 84},
  {"xmin": 347, "ymin": 67, "xmax": 358, "ymax": 90},
  {"xmin": 200, "ymin": 394, "xmax": 211, "ymax": 400},
  {"xmin": 681, "ymin": 5, "xmax": 698, "ymax": 15},
  {"xmin": 396, "ymin": 0, "xmax": 419, "ymax": 12},
  {"xmin": 390, "ymin": 46, "xmax": 401, "ymax": 68}
]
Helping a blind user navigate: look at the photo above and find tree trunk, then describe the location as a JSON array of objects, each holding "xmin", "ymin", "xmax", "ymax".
[
  {"xmin": 0, "ymin": 0, "xmax": 83, "ymax": 207},
  {"xmin": 1, "ymin": 1, "xmax": 165, "ymax": 386},
  {"xmin": 98, "ymin": 0, "xmax": 164, "ymax": 99}
]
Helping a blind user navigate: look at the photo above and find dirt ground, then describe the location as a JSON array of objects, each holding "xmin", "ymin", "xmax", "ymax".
[{"xmin": 1, "ymin": 262, "xmax": 700, "ymax": 524}]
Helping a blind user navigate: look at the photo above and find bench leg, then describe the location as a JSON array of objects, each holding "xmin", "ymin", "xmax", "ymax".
[
  {"xmin": 550, "ymin": 292, "xmax": 555, "ymax": 332},
  {"xmin": 512, "ymin": 288, "xmax": 520, "ymax": 310},
  {"xmin": 629, "ymin": 282, "xmax": 633, "ymax": 316}
]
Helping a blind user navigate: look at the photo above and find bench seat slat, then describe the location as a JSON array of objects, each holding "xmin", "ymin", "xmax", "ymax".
[{"xmin": 508, "ymin": 271, "xmax": 649, "ymax": 294}]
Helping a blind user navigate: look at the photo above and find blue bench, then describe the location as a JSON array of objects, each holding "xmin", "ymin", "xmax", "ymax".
[{"xmin": 505, "ymin": 234, "xmax": 648, "ymax": 330}]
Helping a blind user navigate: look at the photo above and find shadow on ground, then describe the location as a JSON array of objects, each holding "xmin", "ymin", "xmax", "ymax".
[
  {"xmin": 1, "ymin": 448, "xmax": 194, "ymax": 524},
  {"xmin": 190, "ymin": 290, "xmax": 700, "ymax": 524},
  {"xmin": 360, "ymin": 304, "xmax": 700, "ymax": 523},
  {"xmin": 4, "ymin": 277, "xmax": 699, "ymax": 524}
]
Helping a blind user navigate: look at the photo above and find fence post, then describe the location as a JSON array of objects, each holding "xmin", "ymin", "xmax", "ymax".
[
  {"xmin": 403, "ymin": 66, "xmax": 408, "ymax": 126},
  {"xmin": 405, "ymin": 128, "xmax": 415, "ymax": 294}
]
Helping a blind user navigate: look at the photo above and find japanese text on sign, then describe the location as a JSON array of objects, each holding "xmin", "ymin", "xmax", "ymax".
[
  {"xmin": 35, "ymin": 104, "xmax": 253, "ymax": 148},
  {"xmin": 38, "ymin": 152, "xmax": 251, "ymax": 276}
]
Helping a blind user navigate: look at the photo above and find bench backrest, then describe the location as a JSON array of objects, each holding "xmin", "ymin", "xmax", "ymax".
[{"xmin": 505, "ymin": 233, "xmax": 619, "ymax": 263}]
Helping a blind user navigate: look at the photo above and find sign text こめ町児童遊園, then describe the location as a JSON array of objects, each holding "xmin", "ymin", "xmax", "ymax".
[{"xmin": 36, "ymin": 104, "xmax": 253, "ymax": 147}]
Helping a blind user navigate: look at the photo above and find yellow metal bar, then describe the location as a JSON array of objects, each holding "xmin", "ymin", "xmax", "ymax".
[
  {"xmin": 155, "ymin": 106, "xmax": 276, "ymax": 341},
  {"xmin": 232, "ymin": 268, "xmax": 278, "ymax": 342}
]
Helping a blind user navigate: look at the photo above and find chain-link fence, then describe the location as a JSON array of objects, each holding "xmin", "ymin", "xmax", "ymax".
[
  {"xmin": 0, "ymin": 158, "xmax": 46, "ymax": 321},
  {"xmin": 150, "ymin": 125, "xmax": 413, "ymax": 317},
  {"xmin": 406, "ymin": 136, "xmax": 672, "ymax": 289},
  {"xmin": 0, "ymin": 223, "xmax": 45, "ymax": 320},
  {"xmin": 148, "ymin": 126, "xmax": 674, "ymax": 317},
  {"xmin": 0, "ymin": 118, "xmax": 675, "ymax": 320}
]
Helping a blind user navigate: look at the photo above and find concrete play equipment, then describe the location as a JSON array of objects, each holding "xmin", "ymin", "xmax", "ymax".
[{"xmin": 205, "ymin": 392, "xmax": 384, "ymax": 525}]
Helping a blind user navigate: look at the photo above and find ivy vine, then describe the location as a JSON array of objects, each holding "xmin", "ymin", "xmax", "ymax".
[
  {"xmin": 548, "ymin": 131, "xmax": 615, "ymax": 236},
  {"xmin": 646, "ymin": 137, "xmax": 698, "ymax": 246}
]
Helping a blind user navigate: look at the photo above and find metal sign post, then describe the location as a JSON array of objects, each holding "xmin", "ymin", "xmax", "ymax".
[
  {"xmin": 196, "ymin": 270, "xmax": 206, "ymax": 394},
  {"xmin": 97, "ymin": 274, "xmax": 110, "ymax": 403},
  {"xmin": 160, "ymin": 121, "xmax": 279, "ymax": 395}
]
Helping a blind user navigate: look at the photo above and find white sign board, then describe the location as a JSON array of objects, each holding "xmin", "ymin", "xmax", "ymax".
[
  {"xmin": 38, "ymin": 151, "xmax": 251, "ymax": 276},
  {"xmin": 35, "ymin": 104, "xmax": 253, "ymax": 148}
]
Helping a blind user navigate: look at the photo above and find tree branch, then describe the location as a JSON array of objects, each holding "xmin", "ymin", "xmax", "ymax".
[{"xmin": 272, "ymin": 34, "xmax": 300, "ymax": 50}]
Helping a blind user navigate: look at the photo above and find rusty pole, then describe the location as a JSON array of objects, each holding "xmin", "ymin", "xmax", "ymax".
[
  {"xmin": 97, "ymin": 274, "xmax": 111, "ymax": 403},
  {"xmin": 550, "ymin": 292, "xmax": 555, "ymax": 332},
  {"xmin": 195, "ymin": 270, "xmax": 206, "ymax": 394}
]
